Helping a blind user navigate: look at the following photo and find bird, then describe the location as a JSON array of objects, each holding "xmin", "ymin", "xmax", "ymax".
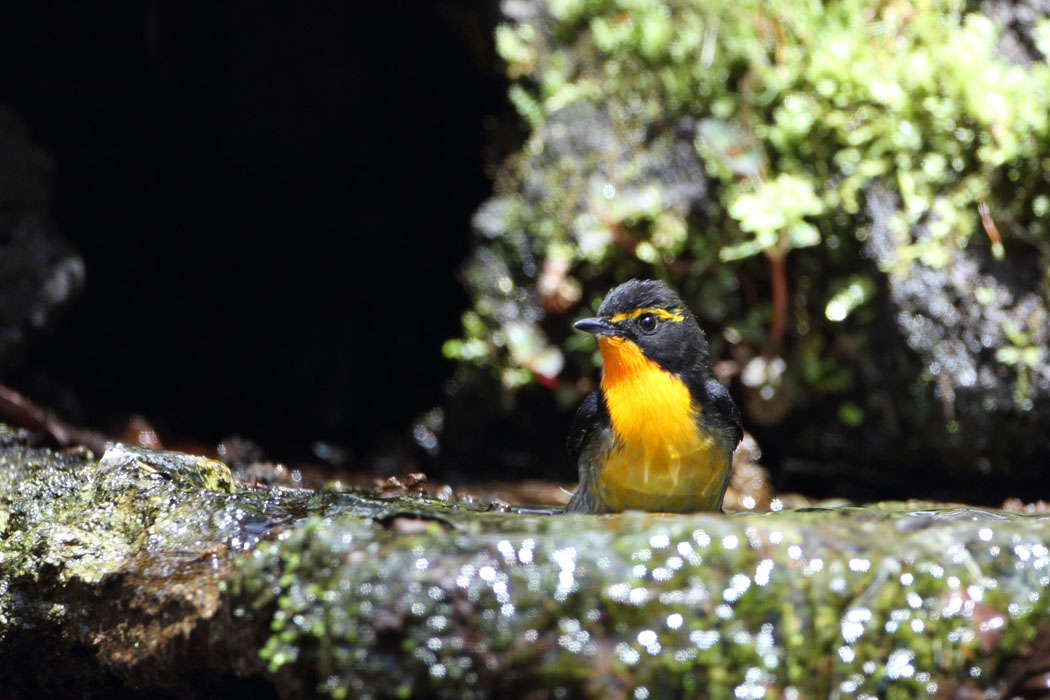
[{"xmin": 566, "ymin": 279, "xmax": 742, "ymax": 514}]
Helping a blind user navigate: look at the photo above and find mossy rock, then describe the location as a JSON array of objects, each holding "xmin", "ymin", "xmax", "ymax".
[{"xmin": 1, "ymin": 426, "xmax": 1048, "ymax": 698}]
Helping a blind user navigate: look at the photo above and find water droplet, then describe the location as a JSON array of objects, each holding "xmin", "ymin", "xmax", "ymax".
[
  {"xmin": 615, "ymin": 641, "xmax": 641, "ymax": 665},
  {"xmin": 886, "ymin": 649, "xmax": 915, "ymax": 679},
  {"xmin": 754, "ymin": 559, "xmax": 774, "ymax": 586},
  {"xmin": 628, "ymin": 587, "xmax": 650, "ymax": 606},
  {"xmin": 841, "ymin": 608, "xmax": 871, "ymax": 643},
  {"xmin": 848, "ymin": 558, "xmax": 870, "ymax": 572},
  {"xmin": 690, "ymin": 629, "xmax": 719, "ymax": 650},
  {"xmin": 722, "ymin": 573, "xmax": 751, "ymax": 602}
]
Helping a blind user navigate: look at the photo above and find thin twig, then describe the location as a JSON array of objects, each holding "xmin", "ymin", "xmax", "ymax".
[{"xmin": 0, "ymin": 383, "xmax": 112, "ymax": 455}]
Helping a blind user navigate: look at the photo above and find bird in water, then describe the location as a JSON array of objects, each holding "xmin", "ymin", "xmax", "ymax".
[{"xmin": 567, "ymin": 279, "xmax": 742, "ymax": 514}]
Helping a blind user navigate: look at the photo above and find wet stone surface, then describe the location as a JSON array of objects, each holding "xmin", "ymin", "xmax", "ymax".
[
  {"xmin": 0, "ymin": 425, "xmax": 1048, "ymax": 698},
  {"xmin": 233, "ymin": 504, "xmax": 1050, "ymax": 700}
]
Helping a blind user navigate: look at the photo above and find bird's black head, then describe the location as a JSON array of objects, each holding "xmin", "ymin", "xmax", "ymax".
[{"xmin": 573, "ymin": 279, "xmax": 710, "ymax": 375}]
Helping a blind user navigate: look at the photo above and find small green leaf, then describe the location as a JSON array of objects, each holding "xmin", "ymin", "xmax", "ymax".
[{"xmin": 788, "ymin": 221, "xmax": 821, "ymax": 249}]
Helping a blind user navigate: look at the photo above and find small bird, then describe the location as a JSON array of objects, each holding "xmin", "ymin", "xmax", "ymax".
[{"xmin": 567, "ymin": 279, "xmax": 742, "ymax": 514}]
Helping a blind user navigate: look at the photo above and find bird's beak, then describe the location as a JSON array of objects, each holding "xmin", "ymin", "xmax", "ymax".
[{"xmin": 573, "ymin": 317, "xmax": 620, "ymax": 337}]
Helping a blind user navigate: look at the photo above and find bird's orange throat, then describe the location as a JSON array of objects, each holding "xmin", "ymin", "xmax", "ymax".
[
  {"xmin": 598, "ymin": 337, "xmax": 697, "ymax": 454},
  {"xmin": 597, "ymin": 336, "xmax": 726, "ymax": 511}
]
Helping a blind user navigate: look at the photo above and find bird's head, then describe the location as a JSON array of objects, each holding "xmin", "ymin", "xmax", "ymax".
[{"xmin": 573, "ymin": 279, "xmax": 709, "ymax": 376}]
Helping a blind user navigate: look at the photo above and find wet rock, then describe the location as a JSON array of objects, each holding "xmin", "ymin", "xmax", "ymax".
[
  {"xmin": 0, "ymin": 427, "xmax": 286, "ymax": 692},
  {"xmin": 233, "ymin": 502, "xmax": 1050, "ymax": 700},
  {"xmin": 982, "ymin": 0, "xmax": 1050, "ymax": 65},
  {"xmin": 2, "ymin": 427, "xmax": 1050, "ymax": 698},
  {"xmin": 95, "ymin": 442, "xmax": 237, "ymax": 494},
  {"xmin": 862, "ymin": 184, "xmax": 1050, "ymax": 480},
  {"xmin": 0, "ymin": 107, "xmax": 85, "ymax": 367}
]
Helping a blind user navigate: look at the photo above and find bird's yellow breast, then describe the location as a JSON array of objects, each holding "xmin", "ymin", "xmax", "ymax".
[{"xmin": 595, "ymin": 336, "xmax": 728, "ymax": 512}]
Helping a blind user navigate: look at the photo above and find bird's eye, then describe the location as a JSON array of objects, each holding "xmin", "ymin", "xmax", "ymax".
[{"xmin": 638, "ymin": 313, "xmax": 658, "ymax": 333}]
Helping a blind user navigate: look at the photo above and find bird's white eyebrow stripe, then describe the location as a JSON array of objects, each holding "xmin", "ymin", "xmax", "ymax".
[{"xmin": 608, "ymin": 307, "xmax": 684, "ymax": 324}]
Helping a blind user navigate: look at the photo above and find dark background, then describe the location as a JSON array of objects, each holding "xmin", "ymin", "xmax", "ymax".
[{"xmin": 0, "ymin": 3, "xmax": 513, "ymax": 465}]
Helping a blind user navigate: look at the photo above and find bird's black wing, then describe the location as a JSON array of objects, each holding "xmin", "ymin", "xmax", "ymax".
[
  {"xmin": 704, "ymin": 377, "xmax": 743, "ymax": 450},
  {"xmin": 566, "ymin": 389, "xmax": 612, "ymax": 514},
  {"xmin": 567, "ymin": 389, "xmax": 606, "ymax": 462}
]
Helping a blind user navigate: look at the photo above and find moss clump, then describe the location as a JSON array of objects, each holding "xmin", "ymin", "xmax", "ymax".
[{"xmin": 449, "ymin": 0, "xmax": 1050, "ymax": 486}]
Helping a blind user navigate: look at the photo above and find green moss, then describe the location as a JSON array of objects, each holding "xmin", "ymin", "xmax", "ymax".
[{"xmin": 231, "ymin": 502, "xmax": 1050, "ymax": 699}]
